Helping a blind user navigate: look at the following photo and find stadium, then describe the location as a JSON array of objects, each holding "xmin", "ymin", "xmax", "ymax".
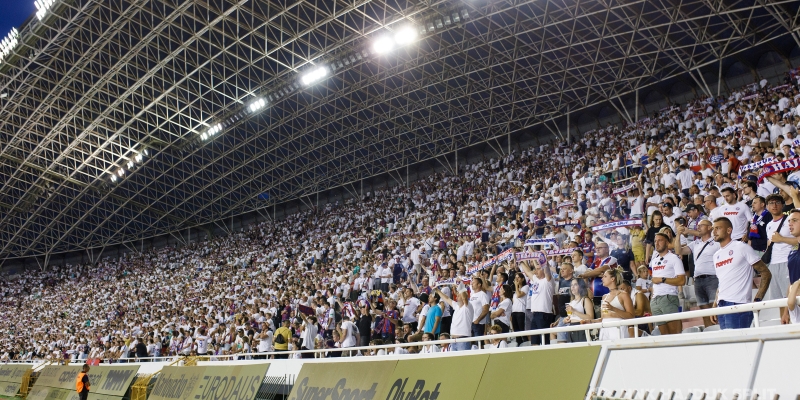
[{"xmin": 1, "ymin": 0, "xmax": 800, "ymax": 398}]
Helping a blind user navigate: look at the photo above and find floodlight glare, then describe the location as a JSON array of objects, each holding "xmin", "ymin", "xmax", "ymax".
[
  {"xmin": 117, "ymin": 169, "xmax": 125, "ymax": 177},
  {"xmin": 301, "ymin": 67, "xmax": 328, "ymax": 85},
  {"xmin": 249, "ymin": 97, "xmax": 267, "ymax": 112},
  {"xmin": 372, "ymin": 36, "xmax": 395, "ymax": 54},
  {"xmin": 110, "ymin": 175, "xmax": 117, "ymax": 182},
  {"xmin": 127, "ymin": 161, "xmax": 134, "ymax": 169},
  {"xmin": 394, "ymin": 26, "xmax": 418, "ymax": 46},
  {"xmin": 135, "ymin": 154, "xmax": 143, "ymax": 162}
]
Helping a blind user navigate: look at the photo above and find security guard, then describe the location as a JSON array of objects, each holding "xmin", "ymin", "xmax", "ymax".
[{"xmin": 76, "ymin": 364, "xmax": 90, "ymax": 400}]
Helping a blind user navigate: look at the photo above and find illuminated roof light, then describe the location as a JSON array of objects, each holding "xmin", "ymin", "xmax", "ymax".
[
  {"xmin": 0, "ymin": 28, "xmax": 20, "ymax": 64},
  {"xmin": 135, "ymin": 154, "xmax": 143, "ymax": 162},
  {"xmin": 394, "ymin": 26, "xmax": 418, "ymax": 46},
  {"xmin": 127, "ymin": 161, "xmax": 134, "ymax": 169},
  {"xmin": 301, "ymin": 66, "xmax": 328, "ymax": 85},
  {"xmin": 110, "ymin": 175, "xmax": 117, "ymax": 182},
  {"xmin": 249, "ymin": 97, "xmax": 267, "ymax": 112},
  {"xmin": 117, "ymin": 169, "xmax": 125, "ymax": 177},
  {"xmin": 143, "ymin": 149, "xmax": 149, "ymax": 156},
  {"xmin": 372, "ymin": 36, "xmax": 395, "ymax": 55},
  {"xmin": 34, "ymin": 0, "xmax": 56, "ymax": 20}
]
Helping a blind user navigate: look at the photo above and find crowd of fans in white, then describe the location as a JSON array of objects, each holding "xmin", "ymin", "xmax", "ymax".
[{"xmin": 4, "ymin": 69, "xmax": 800, "ymax": 362}]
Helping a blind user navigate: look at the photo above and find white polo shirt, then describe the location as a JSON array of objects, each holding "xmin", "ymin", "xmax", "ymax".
[
  {"xmin": 714, "ymin": 240, "xmax": 759, "ymax": 304},
  {"xmin": 686, "ymin": 238, "xmax": 720, "ymax": 277},
  {"xmin": 649, "ymin": 252, "xmax": 685, "ymax": 297}
]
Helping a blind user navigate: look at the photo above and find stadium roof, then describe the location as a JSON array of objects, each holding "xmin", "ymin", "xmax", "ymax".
[{"xmin": 0, "ymin": 0, "xmax": 797, "ymax": 260}]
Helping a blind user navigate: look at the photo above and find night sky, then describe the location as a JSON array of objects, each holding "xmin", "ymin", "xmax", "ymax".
[{"xmin": 0, "ymin": 0, "xmax": 35, "ymax": 38}]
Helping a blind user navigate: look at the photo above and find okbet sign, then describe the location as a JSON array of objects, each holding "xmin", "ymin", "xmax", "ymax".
[
  {"xmin": 379, "ymin": 354, "xmax": 489, "ymax": 400},
  {"xmin": 148, "ymin": 364, "xmax": 269, "ymax": 400},
  {"xmin": 288, "ymin": 361, "xmax": 397, "ymax": 400}
]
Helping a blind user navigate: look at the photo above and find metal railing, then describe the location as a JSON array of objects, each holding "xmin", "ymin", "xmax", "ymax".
[{"xmin": 3, "ymin": 297, "xmax": 795, "ymax": 363}]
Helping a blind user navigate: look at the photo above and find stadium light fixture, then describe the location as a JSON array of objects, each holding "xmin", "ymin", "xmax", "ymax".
[
  {"xmin": 206, "ymin": 123, "xmax": 223, "ymax": 137},
  {"xmin": 394, "ymin": 26, "xmax": 418, "ymax": 46},
  {"xmin": 0, "ymin": 28, "xmax": 19, "ymax": 65},
  {"xmin": 34, "ymin": 0, "xmax": 56, "ymax": 20},
  {"xmin": 135, "ymin": 153, "xmax": 143, "ymax": 163},
  {"xmin": 372, "ymin": 36, "xmax": 395, "ymax": 55},
  {"xmin": 301, "ymin": 66, "xmax": 328, "ymax": 85},
  {"xmin": 117, "ymin": 169, "xmax": 125, "ymax": 177},
  {"xmin": 110, "ymin": 175, "xmax": 117, "ymax": 182},
  {"xmin": 248, "ymin": 97, "xmax": 267, "ymax": 113}
]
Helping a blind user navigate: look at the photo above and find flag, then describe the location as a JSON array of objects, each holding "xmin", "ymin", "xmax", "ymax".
[{"xmin": 625, "ymin": 144, "xmax": 648, "ymax": 166}]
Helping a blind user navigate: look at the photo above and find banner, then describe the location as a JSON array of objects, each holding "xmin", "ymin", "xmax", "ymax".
[
  {"xmin": 612, "ymin": 183, "xmax": 636, "ymax": 195},
  {"xmin": 34, "ymin": 366, "xmax": 83, "ymax": 391},
  {"xmin": 377, "ymin": 355, "xmax": 490, "ymax": 400},
  {"xmin": 466, "ymin": 258, "xmax": 495, "ymax": 276},
  {"xmin": 149, "ymin": 364, "xmax": 270, "ymax": 400},
  {"xmin": 546, "ymin": 248, "xmax": 576, "ymax": 257},
  {"xmin": 557, "ymin": 201, "xmax": 575, "ymax": 209},
  {"xmin": 625, "ymin": 144, "xmax": 648, "ymax": 165},
  {"xmin": 514, "ymin": 251, "xmax": 546, "ymax": 265},
  {"xmin": 87, "ymin": 365, "xmax": 140, "ymax": 397},
  {"xmin": 741, "ymin": 93, "xmax": 759, "ymax": 101},
  {"xmin": 474, "ymin": 346, "xmax": 601, "ymax": 399},
  {"xmin": 148, "ymin": 366, "xmax": 207, "ymax": 400},
  {"xmin": 524, "ymin": 238, "xmax": 557, "ymax": 247},
  {"xmin": 591, "ymin": 219, "xmax": 642, "ymax": 232},
  {"xmin": 287, "ymin": 361, "xmax": 397, "ymax": 400},
  {"xmin": 0, "ymin": 364, "xmax": 30, "ymax": 384},
  {"xmin": 0, "ymin": 364, "xmax": 30, "ymax": 397},
  {"xmin": 757, "ymin": 158, "xmax": 800, "ymax": 183},
  {"xmin": 738, "ymin": 157, "xmax": 774, "ymax": 178},
  {"xmin": 555, "ymin": 219, "xmax": 580, "ymax": 227}
]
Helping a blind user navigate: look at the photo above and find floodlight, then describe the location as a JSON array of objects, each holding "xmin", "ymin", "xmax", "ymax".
[
  {"xmin": 301, "ymin": 67, "xmax": 328, "ymax": 85},
  {"xmin": 372, "ymin": 36, "xmax": 395, "ymax": 55},
  {"xmin": 127, "ymin": 161, "xmax": 134, "ymax": 169},
  {"xmin": 117, "ymin": 169, "xmax": 125, "ymax": 177},
  {"xmin": 110, "ymin": 175, "xmax": 117, "ymax": 182},
  {"xmin": 394, "ymin": 26, "xmax": 418, "ymax": 46},
  {"xmin": 135, "ymin": 154, "xmax": 143, "ymax": 162}
]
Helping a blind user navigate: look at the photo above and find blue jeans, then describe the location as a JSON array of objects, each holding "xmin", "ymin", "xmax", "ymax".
[
  {"xmin": 450, "ymin": 341, "xmax": 471, "ymax": 352},
  {"xmin": 471, "ymin": 323, "xmax": 485, "ymax": 338},
  {"xmin": 717, "ymin": 300, "xmax": 754, "ymax": 330}
]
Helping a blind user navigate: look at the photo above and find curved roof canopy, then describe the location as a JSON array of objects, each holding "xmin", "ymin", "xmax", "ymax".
[{"xmin": 0, "ymin": 0, "xmax": 797, "ymax": 259}]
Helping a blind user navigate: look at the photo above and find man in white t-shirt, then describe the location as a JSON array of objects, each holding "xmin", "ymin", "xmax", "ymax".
[
  {"xmin": 675, "ymin": 220, "xmax": 719, "ymax": 327},
  {"xmin": 469, "ymin": 278, "xmax": 490, "ymax": 337},
  {"xmin": 256, "ymin": 323, "xmax": 274, "ymax": 359},
  {"xmin": 710, "ymin": 217, "xmax": 771, "ymax": 330},
  {"xmin": 718, "ymin": 187, "xmax": 753, "ymax": 241},
  {"xmin": 648, "ymin": 232, "xmax": 686, "ymax": 335},
  {"xmin": 517, "ymin": 257, "xmax": 554, "ymax": 345},
  {"xmin": 764, "ymin": 194, "xmax": 793, "ymax": 303}
]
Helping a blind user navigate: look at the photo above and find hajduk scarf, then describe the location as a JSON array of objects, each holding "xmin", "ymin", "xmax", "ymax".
[
  {"xmin": 591, "ymin": 219, "xmax": 643, "ymax": 232},
  {"xmin": 515, "ymin": 250, "xmax": 547, "ymax": 265},
  {"xmin": 525, "ymin": 238, "xmax": 558, "ymax": 247},
  {"xmin": 557, "ymin": 201, "xmax": 575, "ymax": 209},
  {"xmin": 612, "ymin": 182, "xmax": 636, "ymax": 195},
  {"xmin": 555, "ymin": 219, "xmax": 581, "ymax": 227},
  {"xmin": 467, "ymin": 258, "xmax": 496, "ymax": 276},
  {"xmin": 738, "ymin": 157, "xmax": 774, "ymax": 179},
  {"xmin": 546, "ymin": 248, "xmax": 575, "ymax": 257},
  {"xmin": 757, "ymin": 158, "xmax": 800, "ymax": 183}
]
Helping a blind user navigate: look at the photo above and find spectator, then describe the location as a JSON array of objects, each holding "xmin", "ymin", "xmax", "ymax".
[
  {"xmin": 674, "ymin": 220, "xmax": 719, "ymax": 327},
  {"xmin": 435, "ymin": 286, "xmax": 473, "ymax": 352},
  {"xmin": 710, "ymin": 217, "xmax": 772, "ymax": 329},
  {"xmin": 517, "ymin": 258, "xmax": 554, "ymax": 345},
  {"xmin": 649, "ymin": 233, "xmax": 686, "ymax": 335}
]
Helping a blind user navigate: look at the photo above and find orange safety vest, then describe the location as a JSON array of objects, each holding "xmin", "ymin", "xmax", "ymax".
[{"xmin": 76, "ymin": 372, "xmax": 90, "ymax": 393}]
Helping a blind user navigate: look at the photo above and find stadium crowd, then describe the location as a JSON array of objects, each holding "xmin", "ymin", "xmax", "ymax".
[{"xmin": 4, "ymin": 69, "xmax": 800, "ymax": 361}]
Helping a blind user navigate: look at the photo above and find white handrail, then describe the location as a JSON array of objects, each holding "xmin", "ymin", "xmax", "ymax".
[{"xmin": 4, "ymin": 297, "xmax": 794, "ymax": 363}]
